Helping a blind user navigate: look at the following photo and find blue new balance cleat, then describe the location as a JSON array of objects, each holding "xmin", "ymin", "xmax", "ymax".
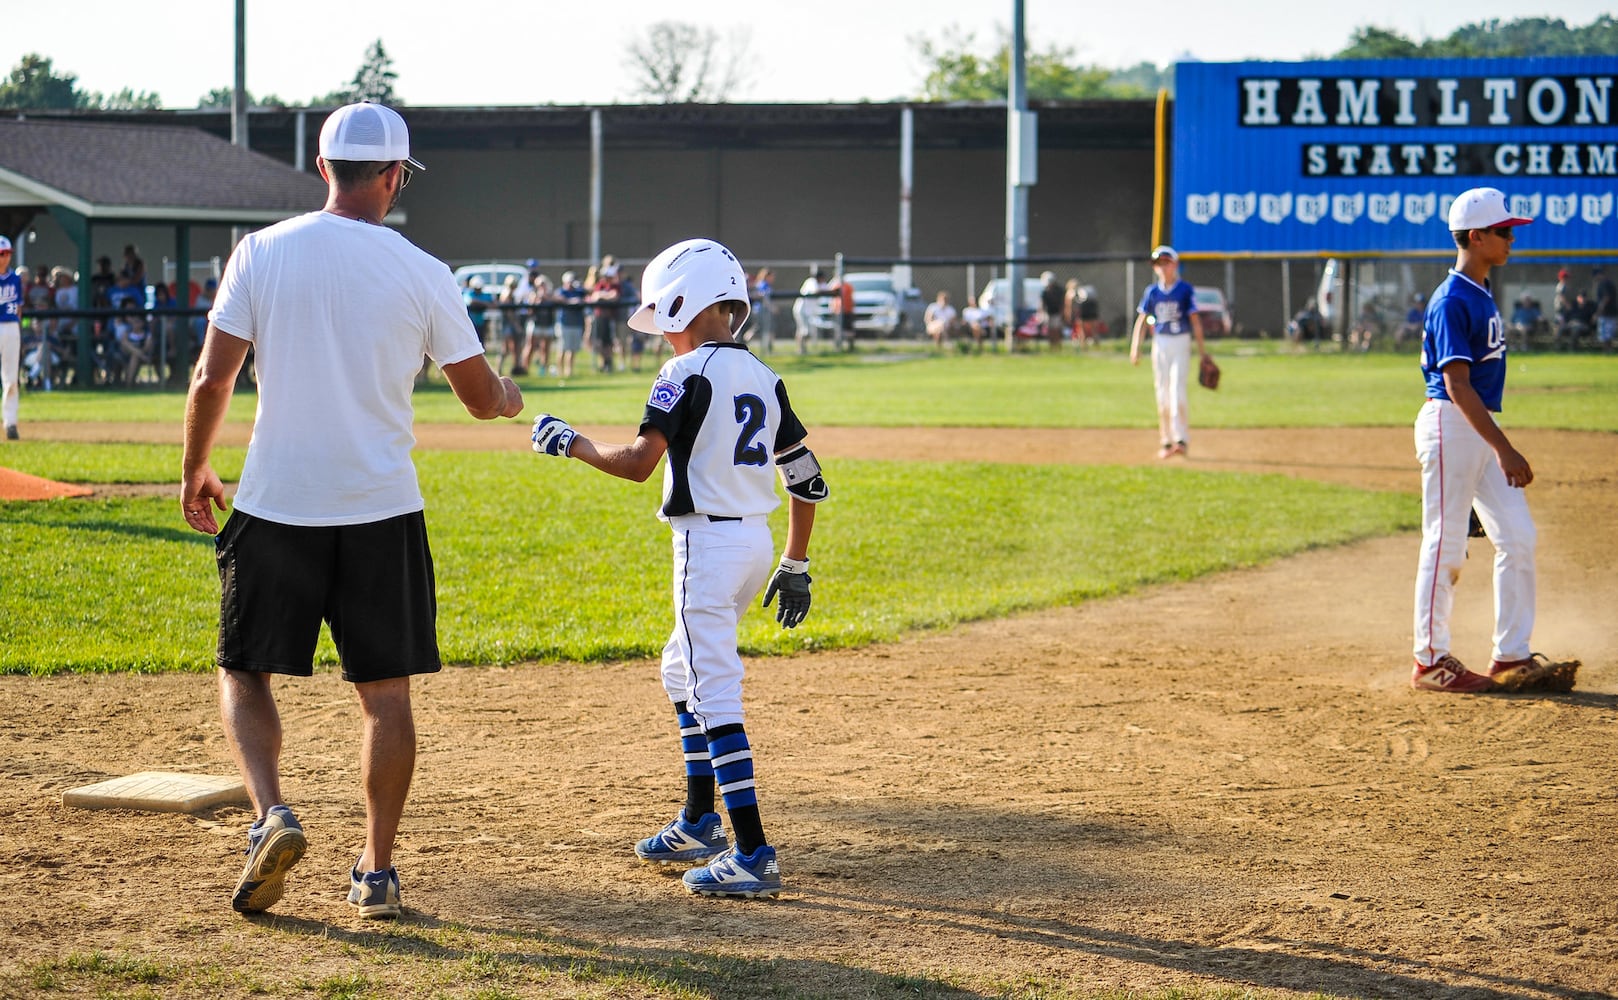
[
  {"xmin": 232, "ymin": 805, "xmax": 307, "ymax": 913},
  {"xmin": 634, "ymin": 811, "xmax": 729, "ymax": 864},
  {"xmin": 682, "ymin": 844, "xmax": 782, "ymax": 898}
]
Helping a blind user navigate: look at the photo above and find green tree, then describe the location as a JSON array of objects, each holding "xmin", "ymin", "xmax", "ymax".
[
  {"xmin": 1335, "ymin": 15, "xmax": 1618, "ymax": 58},
  {"xmin": 196, "ymin": 87, "xmax": 287, "ymax": 110},
  {"xmin": 1335, "ymin": 26, "xmax": 1423, "ymax": 60},
  {"xmin": 321, "ymin": 38, "xmax": 399, "ymax": 105},
  {"xmin": 911, "ymin": 28, "xmax": 1134, "ymax": 101},
  {"xmin": 1105, "ymin": 61, "xmax": 1170, "ymax": 99},
  {"xmin": 93, "ymin": 87, "xmax": 163, "ymax": 111},
  {"xmin": 0, "ymin": 53, "xmax": 89, "ymax": 109}
]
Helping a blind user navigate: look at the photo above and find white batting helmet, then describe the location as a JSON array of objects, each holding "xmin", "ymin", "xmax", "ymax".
[{"xmin": 627, "ymin": 238, "xmax": 750, "ymax": 336}]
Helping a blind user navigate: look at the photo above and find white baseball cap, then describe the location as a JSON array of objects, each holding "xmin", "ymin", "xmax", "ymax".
[
  {"xmin": 319, "ymin": 102, "xmax": 425, "ymax": 171},
  {"xmin": 0, "ymin": 235, "xmax": 11, "ymax": 252},
  {"xmin": 1152, "ymin": 245, "xmax": 1178, "ymax": 261},
  {"xmin": 1448, "ymin": 187, "xmax": 1531, "ymax": 231}
]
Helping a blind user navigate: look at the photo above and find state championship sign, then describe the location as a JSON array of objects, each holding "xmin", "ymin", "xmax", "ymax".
[{"xmin": 1171, "ymin": 57, "xmax": 1618, "ymax": 256}]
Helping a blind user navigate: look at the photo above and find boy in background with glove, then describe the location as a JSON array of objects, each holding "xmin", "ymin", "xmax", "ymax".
[{"xmin": 528, "ymin": 237, "xmax": 828, "ymax": 898}]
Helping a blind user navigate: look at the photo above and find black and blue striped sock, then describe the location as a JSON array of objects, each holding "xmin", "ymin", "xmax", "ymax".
[
  {"xmin": 675, "ymin": 702, "xmax": 715, "ymax": 823},
  {"xmin": 707, "ymin": 722, "xmax": 765, "ymax": 855}
]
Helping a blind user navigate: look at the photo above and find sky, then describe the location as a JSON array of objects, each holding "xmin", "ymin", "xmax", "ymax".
[{"xmin": 4, "ymin": 0, "xmax": 1613, "ymax": 108}]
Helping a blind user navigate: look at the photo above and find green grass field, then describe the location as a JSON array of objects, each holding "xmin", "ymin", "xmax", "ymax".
[
  {"xmin": 20, "ymin": 345, "xmax": 1618, "ymax": 430},
  {"xmin": 2, "ymin": 350, "xmax": 1613, "ymax": 675}
]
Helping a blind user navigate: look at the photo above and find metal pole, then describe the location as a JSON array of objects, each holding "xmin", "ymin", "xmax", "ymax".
[
  {"xmin": 174, "ymin": 225, "xmax": 192, "ymax": 382},
  {"xmin": 1126, "ymin": 259, "xmax": 1136, "ymax": 331},
  {"xmin": 1281, "ymin": 259, "xmax": 1292, "ymax": 341},
  {"xmin": 589, "ymin": 109, "xmax": 603, "ymax": 267},
  {"xmin": 231, "ymin": 0, "xmax": 248, "ymax": 149},
  {"xmin": 898, "ymin": 106, "xmax": 913, "ymax": 290},
  {"xmin": 294, "ymin": 110, "xmax": 307, "ymax": 172},
  {"xmin": 833, "ymin": 251, "xmax": 845, "ymax": 351},
  {"xmin": 1005, "ymin": 0, "xmax": 1032, "ymax": 352},
  {"xmin": 231, "ymin": 0, "xmax": 248, "ymax": 251}
]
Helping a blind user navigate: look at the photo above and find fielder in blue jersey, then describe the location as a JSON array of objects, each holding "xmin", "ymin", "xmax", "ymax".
[
  {"xmin": 0, "ymin": 235, "xmax": 23, "ymax": 439},
  {"xmin": 1411, "ymin": 187, "xmax": 1574, "ymax": 694},
  {"xmin": 1129, "ymin": 245, "xmax": 1207, "ymax": 458}
]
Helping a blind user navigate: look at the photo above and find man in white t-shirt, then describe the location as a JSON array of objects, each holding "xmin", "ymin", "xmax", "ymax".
[
  {"xmin": 924, "ymin": 289, "xmax": 962, "ymax": 348},
  {"xmin": 180, "ymin": 102, "xmax": 524, "ymax": 921}
]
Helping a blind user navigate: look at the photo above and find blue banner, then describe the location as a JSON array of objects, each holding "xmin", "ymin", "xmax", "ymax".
[{"xmin": 1172, "ymin": 58, "xmax": 1618, "ymax": 256}]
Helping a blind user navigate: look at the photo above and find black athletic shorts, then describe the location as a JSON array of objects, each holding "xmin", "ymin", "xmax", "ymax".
[{"xmin": 215, "ymin": 509, "xmax": 442, "ymax": 683}]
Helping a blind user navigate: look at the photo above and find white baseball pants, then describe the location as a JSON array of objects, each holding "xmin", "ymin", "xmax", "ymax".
[
  {"xmin": 1151, "ymin": 332, "xmax": 1192, "ymax": 446},
  {"xmin": 1412, "ymin": 399, "xmax": 1537, "ymax": 667},
  {"xmin": 661, "ymin": 514, "xmax": 774, "ymax": 730},
  {"xmin": 0, "ymin": 321, "xmax": 20, "ymax": 429}
]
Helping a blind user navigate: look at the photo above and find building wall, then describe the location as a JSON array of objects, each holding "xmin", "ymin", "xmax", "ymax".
[{"xmin": 16, "ymin": 122, "xmax": 1162, "ymax": 326}]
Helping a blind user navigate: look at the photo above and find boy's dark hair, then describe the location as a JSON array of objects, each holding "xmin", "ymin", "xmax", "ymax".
[
  {"xmin": 1452, "ymin": 231, "xmax": 1470, "ymax": 250},
  {"xmin": 326, "ymin": 159, "xmax": 392, "ymax": 189}
]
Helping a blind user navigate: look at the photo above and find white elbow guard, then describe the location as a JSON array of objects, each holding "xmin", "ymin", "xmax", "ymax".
[{"xmin": 776, "ymin": 444, "xmax": 829, "ymax": 503}]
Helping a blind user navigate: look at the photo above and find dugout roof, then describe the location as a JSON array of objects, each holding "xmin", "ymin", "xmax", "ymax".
[{"xmin": 0, "ymin": 117, "xmax": 326, "ymax": 225}]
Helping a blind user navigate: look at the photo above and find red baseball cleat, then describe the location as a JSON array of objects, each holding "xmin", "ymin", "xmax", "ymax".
[{"xmin": 1411, "ymin": 655, "xmax": 1494, "ymax": 693}]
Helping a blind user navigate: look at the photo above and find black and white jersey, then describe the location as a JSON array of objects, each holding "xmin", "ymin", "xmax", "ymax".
[{"xmin": 639, "ymin": 342, "xmax": 808, "ymax": 520}]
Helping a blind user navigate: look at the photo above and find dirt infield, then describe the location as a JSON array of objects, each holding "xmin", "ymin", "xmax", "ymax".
[
  {"xmin": 0, "ymin": 465, "xmax": 94, "ymax": 501},
  {"xmin": 1, "ymin": 424, "xmax": 1614, "ymax": 998}
]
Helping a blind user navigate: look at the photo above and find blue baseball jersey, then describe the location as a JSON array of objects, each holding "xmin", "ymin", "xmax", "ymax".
[
  {"xmin": 1136, "ymin": 279, "xmax": 1197, "ymax": 335},
  {"xmin": 1421, "ymin": 270, "xmax": 1508, "ymax": 412},
  {"xmin": 0, "ymin": 271, "xmax": 21, "ymax": 323}
]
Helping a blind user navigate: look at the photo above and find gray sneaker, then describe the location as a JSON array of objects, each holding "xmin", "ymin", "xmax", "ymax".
[
  {"xmin": 348, "ymin": 862, "xmax": 402, "ymax": 919},
  {"xmin": 4, "ymin": 425, "xmax": 17, "ymax": 441},
  {"xmin": 232, "ymin": 805, "xmax": 307, "ymax": 913}
]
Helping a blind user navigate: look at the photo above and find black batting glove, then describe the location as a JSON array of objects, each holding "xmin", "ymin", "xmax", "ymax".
[{"xmin": 762, "ymin": 557, "xmax": 812, "ymax": 628}]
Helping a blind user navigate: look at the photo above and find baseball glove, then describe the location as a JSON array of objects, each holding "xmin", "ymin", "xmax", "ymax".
[
  {"xmin": 1492, "ymin": 653, "xmax": 1580, "ymax": 693},
  {"xmin": 1198, "ymin": 354, "xmax": 1220, "ymax": 390}
]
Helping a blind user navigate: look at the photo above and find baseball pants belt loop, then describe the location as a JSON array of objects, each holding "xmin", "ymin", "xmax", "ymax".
[{"xmin": 706, "ymin": 515, "xmax": 742, "ymax": 523}]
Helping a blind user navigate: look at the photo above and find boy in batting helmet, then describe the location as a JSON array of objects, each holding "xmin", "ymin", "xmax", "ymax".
[{"xmin": 528, "ymin": 237, "xmax": 828, "ymax": 897}]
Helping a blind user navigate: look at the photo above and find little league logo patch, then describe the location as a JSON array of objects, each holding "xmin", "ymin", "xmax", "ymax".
[{"xmin": 647, "ymin": 378, "xmax": 685, "ymax": 412}]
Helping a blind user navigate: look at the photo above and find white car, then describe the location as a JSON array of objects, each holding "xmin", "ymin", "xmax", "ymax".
[
  {"xmin": 1192, "ymin": 286, "xmax": 1232, "ymax": 336},
  {"xmin": 809, "ymin": 271, "xmax": 926, "ymax": 338},
  {"xmin": 453, "ymin": 262, "xmax": 530, "ymax": 294},
  {"xmin": 977, "ymin": 276, "xmax": 1049, "ymax": 330}
]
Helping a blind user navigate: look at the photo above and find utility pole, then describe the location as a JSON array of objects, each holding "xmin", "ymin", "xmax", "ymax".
[
  {"xmin": 1004, "ymin": 0, "xmax": 1036, "ymax": 350},
  {"xmin": 232, "ymin": 0, "xmax": 248, "ymax": 149}
]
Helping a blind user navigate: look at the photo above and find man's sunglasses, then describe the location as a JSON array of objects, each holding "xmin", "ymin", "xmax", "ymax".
[
  {"xmin": 380, "ymin": 161, "xmax": 412, "ymax": 189},
  {"xmin": 1484, "ymin": 226, "xmax": 1515, "ymax": 240}
]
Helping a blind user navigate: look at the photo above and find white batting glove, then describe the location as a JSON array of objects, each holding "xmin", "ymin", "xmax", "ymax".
[{"xmin": 531, "ymin": 414, "xmax": 577, "ymax": 457}]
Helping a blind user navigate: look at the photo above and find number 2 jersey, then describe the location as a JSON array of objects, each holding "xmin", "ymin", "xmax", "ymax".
[{"xmin": 639, "ymin": 341, "xmax": 809, "ymax": 520}]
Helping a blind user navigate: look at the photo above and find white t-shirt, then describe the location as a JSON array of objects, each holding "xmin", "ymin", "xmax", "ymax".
[{"xmin": 209, "ymin": 211, "xmax": 484, "ymax": 526}]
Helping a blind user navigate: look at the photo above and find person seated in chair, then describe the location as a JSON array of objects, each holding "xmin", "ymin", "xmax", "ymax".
[
  {"xmin": 1508, "ymin": 292, "xmax": 1543, "ymax": 347},
  {"xmin": 110, "ymin": 300, "xmax": 152, "ymax": 385},
  {"xmin": 1288, "ymin": 298, "xmax": 1323, "ymax": 344},
  {"xmin": 1561, "ymin": 292, "xmax": 1595, "ymax": 346}
]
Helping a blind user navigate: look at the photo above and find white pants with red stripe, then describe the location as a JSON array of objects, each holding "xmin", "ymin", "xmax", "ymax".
[
  {"xmin": 1412, "ymin": 399, "xmax": 1537, "ymax": 667},
  {"xmin": 660, "ymin": 513, "xmax": 773, "ymax": 730}
]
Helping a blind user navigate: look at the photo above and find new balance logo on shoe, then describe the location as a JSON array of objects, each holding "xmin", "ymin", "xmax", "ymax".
[{"xmin": 1411, "ymin": 656, "xmax": 1494, "ymax": 693}]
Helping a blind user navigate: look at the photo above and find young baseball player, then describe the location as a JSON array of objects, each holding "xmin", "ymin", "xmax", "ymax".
[
  {"xmin": 1129, "ymin": 246, "xmax": 1207, "ymax": 459},
  {"xmin": 1412, "ymin": 187, "xmax": 1572, "ymax": 693},
  {"xmin": 528, "ymin": 237, "xmax": 827, "ymax": 898},
  {"xmin": 0, "ymin": 236, "xmax": 21, "ymax": 440}
]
